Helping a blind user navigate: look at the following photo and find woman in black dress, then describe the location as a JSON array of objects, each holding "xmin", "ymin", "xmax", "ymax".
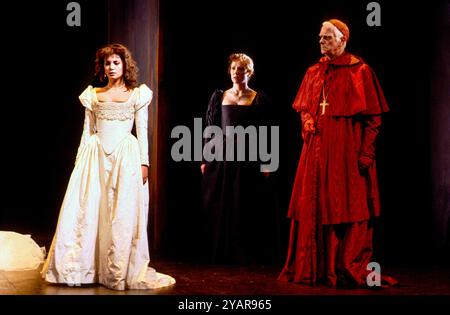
[{"xmin": 201, "ymin": 53, "xmax": 280, "ymax": 265}]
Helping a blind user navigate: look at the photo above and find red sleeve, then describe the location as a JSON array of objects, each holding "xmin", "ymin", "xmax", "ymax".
[
  {"xmin": 293, "ymin": 68, "xmax": 314, "ymax": 113},
  {"xmin": 360, "ymin": 115, "xmax": 382, "ymax": 159}
]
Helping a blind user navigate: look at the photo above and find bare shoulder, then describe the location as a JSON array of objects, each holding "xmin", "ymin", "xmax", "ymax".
[
  {"xmin": 94, "ymin": 87, "xmax": 107, "ymax": 95},
  {"xmin": 95, "ymin": 87, "xmax": 107, "ymax": 92}
]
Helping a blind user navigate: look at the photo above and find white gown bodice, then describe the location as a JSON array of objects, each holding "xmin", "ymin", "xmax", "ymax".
[
  {"xmin": 76, "ymin": 84, "xmax": 152, "ymax": 165},
  {"xmin": 94, "ymin": 109, "xmax": 135, "ymax": 155}
]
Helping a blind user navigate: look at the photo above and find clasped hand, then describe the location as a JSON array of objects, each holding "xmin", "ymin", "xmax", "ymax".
[{"xmin": 302, "ymin": 118, "xmax": 316, "ymax": 140}]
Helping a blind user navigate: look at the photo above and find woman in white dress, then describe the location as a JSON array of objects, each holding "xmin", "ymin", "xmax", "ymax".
[{"xmin": 42, "ymin": 43, "xmax": 175, "ymax": 290}]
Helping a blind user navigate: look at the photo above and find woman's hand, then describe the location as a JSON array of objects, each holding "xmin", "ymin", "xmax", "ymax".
[
  {"xmin": 142, "ymin": 165, "xmax": 149, "ymax": 184},
  {"xmin": 200, "ymin": 164, "xmax": 206, "ymax": 174}
]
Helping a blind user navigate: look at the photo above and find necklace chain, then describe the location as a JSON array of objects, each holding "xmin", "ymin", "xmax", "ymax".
[
  {"xmin": 322, "ymin": 80, "xmax": 330, "ymax": 101},
  {"xmin": 320, "ymin": 80, "xmax": 331, "ymax": 115},
  {"xmin": 231, "ymin": 88, "xmax": 252, "ymax": 100}
]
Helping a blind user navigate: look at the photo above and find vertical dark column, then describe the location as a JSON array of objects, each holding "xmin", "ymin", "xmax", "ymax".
[
  {"xmin": 107, "ymin": 0, "xmax": 163, "ymax": 251},
  {"xmin": 431, "ymin": 1, "xmax": 450, "ymax": 262}
]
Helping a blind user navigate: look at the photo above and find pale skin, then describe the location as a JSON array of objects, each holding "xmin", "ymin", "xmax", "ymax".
[
  {"xmin": 222, "ymin": 60, "xmax": 256, "ymax": 106},
  {"xmin": 319, "ymin": 23, "xmax": 346, "ymax": 60},
  {"xmin": 201, "ymin": 60, "xmax": 269, "ymax": 176},
  {"xmin": 95, "ymin": 54, "xmax": 148, "ymax": 184},
  {"xmin": 303, "ymin": 23, "xmax": 347, "ymax": 136}
]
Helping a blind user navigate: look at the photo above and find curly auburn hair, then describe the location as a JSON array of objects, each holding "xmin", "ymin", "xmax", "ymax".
[{"xmin": 94, "ymin": 43, "xmax": 138, "ymax": 89}]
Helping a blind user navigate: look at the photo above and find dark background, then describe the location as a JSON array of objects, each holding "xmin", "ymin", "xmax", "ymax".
[
  {"xmin": 158, "ymin": 0, "xmax": 444, "ymax": 267},
  {"xmin": 0, "ymin": 0, "xmax": 448, "ymax": 268},
  {"xmin": 0, "ymin": 0, "xmax": 109, "ymax": 239}
]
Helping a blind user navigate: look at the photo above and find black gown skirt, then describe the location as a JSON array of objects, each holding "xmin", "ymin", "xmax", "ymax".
[{"xmin": 201, "ymin": 90, "xmax": 281, "ymax": 265}]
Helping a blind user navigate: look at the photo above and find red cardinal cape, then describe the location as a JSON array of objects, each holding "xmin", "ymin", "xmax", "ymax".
[
  {"xmin": 289, "ymin": 52, "xmax": 388, "ymax": 224},
  {"xmin": 280, "ymin": 52, "xmax": 389, "ymax": 284}
]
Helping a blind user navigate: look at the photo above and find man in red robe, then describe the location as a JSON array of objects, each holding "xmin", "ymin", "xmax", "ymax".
[{"xmin": 279, "ymin": 19, "xmax": 393, "ymax": 288}]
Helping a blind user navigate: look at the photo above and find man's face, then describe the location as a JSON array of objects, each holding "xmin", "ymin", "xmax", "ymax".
[{"xmin": 319, "ymin": 24, "xmax": 343, "ymax": 58}]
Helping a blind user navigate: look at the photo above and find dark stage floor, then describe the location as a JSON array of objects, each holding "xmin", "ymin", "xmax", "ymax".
[
  {"xmin": 1, "ymin": 231, "xmax": 450, "ymax": 296},
  {"xmin": 1, "ymin": 261, "xmax": 450, "ymax": 296},
  {"xmin": 1, "ymin": 231, "xmax": 450, "ymax": 314}
]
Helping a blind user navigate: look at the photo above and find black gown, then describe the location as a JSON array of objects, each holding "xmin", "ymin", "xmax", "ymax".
[{"xmin": 201, "ymin": 89, "xmax": 281, "ymax": 265}]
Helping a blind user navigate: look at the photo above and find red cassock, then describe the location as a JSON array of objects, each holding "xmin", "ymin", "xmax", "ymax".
[{"xmin": 279, "ymin": 52, "xmax": 389, "ymax": 286}]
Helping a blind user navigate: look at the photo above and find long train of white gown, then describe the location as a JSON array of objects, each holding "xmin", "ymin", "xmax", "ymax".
[{"xmin": 42, "ymin": 85, "xmax": 175, "ymax": 290}]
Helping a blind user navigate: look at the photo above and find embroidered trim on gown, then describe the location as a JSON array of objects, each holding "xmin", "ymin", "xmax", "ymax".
[{"xmin": 42, "ymin": 85, "xmax": 175, "ymax": 290}]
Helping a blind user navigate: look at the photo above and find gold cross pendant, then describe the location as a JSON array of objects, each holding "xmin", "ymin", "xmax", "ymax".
[{"xmin": 320, "ymin": 99, "xmax": 329, "ymax": 115}]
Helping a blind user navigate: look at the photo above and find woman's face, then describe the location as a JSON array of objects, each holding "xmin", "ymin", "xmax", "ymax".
[
  {"xmin": 104, "ymin": 54, "xmax": 124, "ymax": 81},
  {"xmin": 230, "ymin": 61, "xmax": 250, "ymax": 84}
]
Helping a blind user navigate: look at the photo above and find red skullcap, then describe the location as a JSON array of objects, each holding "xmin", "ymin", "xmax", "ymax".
[{"xmin": 328, "ymin": 19, "xmax": 350, "ymax": 41}]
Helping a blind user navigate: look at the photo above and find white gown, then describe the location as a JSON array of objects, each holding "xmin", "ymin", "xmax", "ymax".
[{"xmin": 42, "ymin": 84, "xmax": 175, "ymax": 290}]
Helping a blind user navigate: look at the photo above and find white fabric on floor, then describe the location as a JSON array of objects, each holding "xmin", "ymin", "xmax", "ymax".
[{"xmin": 0, "ymin": 231, "xmax": 46, "ymax": 271}]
